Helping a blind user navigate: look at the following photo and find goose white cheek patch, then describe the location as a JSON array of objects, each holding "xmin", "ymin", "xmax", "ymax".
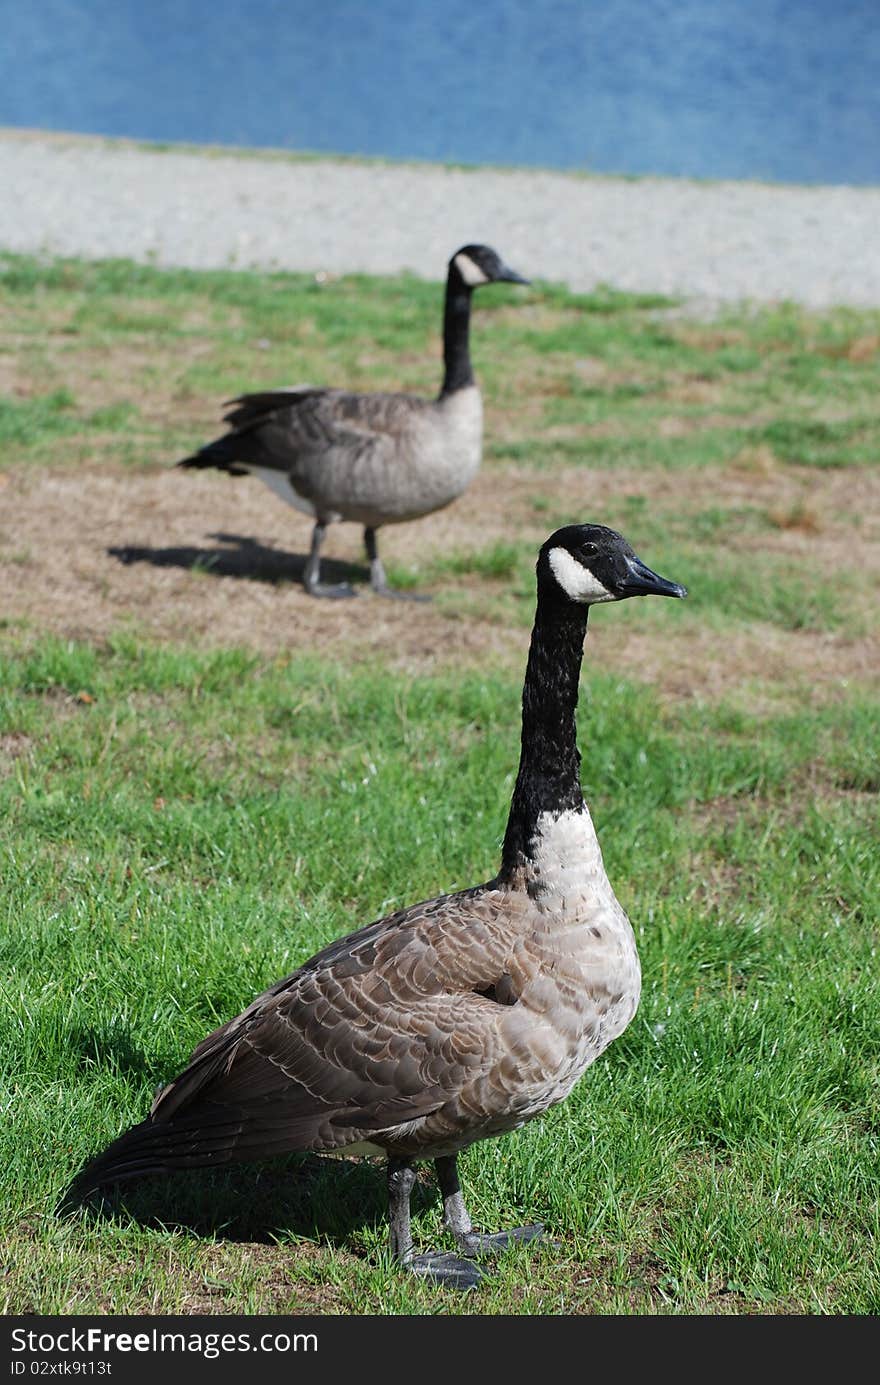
[
  {"xmin": 454, "ymin": 252, "xmax": 490, "ymax": 286},
  {"xmin": 548, "ymin": 547, "xmax": 616, "ymax": 604}
]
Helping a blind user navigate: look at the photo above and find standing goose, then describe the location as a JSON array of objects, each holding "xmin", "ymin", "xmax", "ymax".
[
  {"xmin": 67, "ymin": 524, "xmax": 686, "ymax": 1288},
  {"xmin": 176, "ymin": 244, "xmax": 529, "ymax": 599}
]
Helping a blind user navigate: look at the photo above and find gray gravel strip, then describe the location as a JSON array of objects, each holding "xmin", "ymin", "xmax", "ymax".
[{"xmin": 2, "ymin": 130, "xmax": 879, "ymax": 308}]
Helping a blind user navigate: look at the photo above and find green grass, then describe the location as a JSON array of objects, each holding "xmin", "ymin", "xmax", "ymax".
[
  {"xmin": 395, "ymin": 536, "xmax": 863, "ymax": 635},
  {"xmin": 1, "ymin": 252, "xmax": 879, "ymax": 1314},
  {"xmin": 3, "ymin": 250, "xmax": 880, "ymax": 478}
]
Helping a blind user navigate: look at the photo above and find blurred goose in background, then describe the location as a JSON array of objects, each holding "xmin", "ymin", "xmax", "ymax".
[
  {"xmin": 176, "ymin": 244, "xmax": 529, "ymax": 599},
  {"xmin": 67, "ymin": 524, "xmax": 686, "ymax": 1288}
]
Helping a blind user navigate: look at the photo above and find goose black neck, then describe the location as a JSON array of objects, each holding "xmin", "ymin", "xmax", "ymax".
[
  {"xmin": 440, "ymin": 264, "xmax": 475, "ymax": 395},
  {"xmin": 500, "ymin": 598, "xmax": 589, "ymax": 880}
]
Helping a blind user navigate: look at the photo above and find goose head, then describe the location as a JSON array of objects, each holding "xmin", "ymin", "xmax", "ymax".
[
  {"xmin": 538, "ymin": 524, "xmax": 688, "ymax": 606},
  {"xmin": 450, "ymin": 244, "xmax": 530, "ymax": 289}
]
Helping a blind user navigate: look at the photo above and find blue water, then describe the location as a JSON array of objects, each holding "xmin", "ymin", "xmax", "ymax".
[{"xmin": 2, "ymin": 0, "xmax": 878, "ymax": 185}]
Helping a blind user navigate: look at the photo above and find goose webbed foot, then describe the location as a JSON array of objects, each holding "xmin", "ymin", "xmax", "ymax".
[
  {"xmin": 305, "ymin": 579, "xmax": 358, "ymax": 599},
  {"xmin": 453, "ymin": 1223, "xmax": 549, "ymax": 1258},
  {"xmin": 436, "ymin": 1154, "xmax": 551, "ymax": 1261},
  {"xmin": 388, "ymin": 1155, "xmax": 546, "ymax": 1290},
  {"xmin": 406, "ymin": 1251, "xmax": 483, "ymax": 1289},
  {"xmin": 388, "ymin": 1158, "xmax": 481, "ymax": 1291},
  {"xmin": 303, "ymin": 521, "xmax": 358, "ymax": 599},
  {"xmin": 365, "ymin": 527, "xmax": 431, "ymax": 602},
  {"xmin": 373, "ymin": 582, "xmax": 431, "ymax": 603}
]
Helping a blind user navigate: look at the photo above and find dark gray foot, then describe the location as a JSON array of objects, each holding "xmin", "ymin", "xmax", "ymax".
[
  {"xmin": 407, "ymin": 1251, "xmax": 483, "ymax": 1289},
  {"xmin": 371, "ymin": 582, "xmax": 431, "ymax": 603},
  {"xmin": 303, "ymin": 579, "xmax": 357, "ymax": 599},
  {"xmin": 456, "ymin": 1223, "xmax": 549, "ymax": 1258},
  {"xmin": 365, "ymin": 528, "xmax": 430, "ymax": 602},
  {"xmin": 304, "ymin": 521, "xmax": 355, "ymax": 598}
]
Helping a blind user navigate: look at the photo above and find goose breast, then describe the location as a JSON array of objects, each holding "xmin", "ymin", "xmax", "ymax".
[{"xmin": 260, "ymin": 386, "xmax": 483, "ymax": 527}]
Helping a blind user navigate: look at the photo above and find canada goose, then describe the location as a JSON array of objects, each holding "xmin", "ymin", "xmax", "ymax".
[
  {"xmin": 176, "ymin": 245, "xmax": 529, "ymax": 599},
  {"xmin": 67, "ymin": 524, "xmax": 686, "ymax": 1288}
]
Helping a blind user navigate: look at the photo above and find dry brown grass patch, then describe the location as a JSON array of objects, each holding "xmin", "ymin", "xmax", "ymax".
[
  {"xmin": 2, "ymin": 454, "xmax": 877, "ymax": 704},
  {"xmin": 730, "ymin": 442, "xmax": 781, "ymax": 475},
  {"xmin": 663, "ymin": 376, "xmax": 726, "ymax": 406},
  {"xmin": 767, "ymin": 501, "xmax": 823, "ymax": 533}
]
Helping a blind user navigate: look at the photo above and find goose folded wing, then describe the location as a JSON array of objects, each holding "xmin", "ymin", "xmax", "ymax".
[
  {"xmin": 216, "ymin": 391, "xmax": 399, "ymax": 501},
  {"xmin": 150, "ymin": 983, "xmax": 480, "ymax": 1150},
  {"xmin": 222, "ymin": 388, "xmax": 323, "ymax": 431},
  {"xmin": 151, "ymin": 890, "xmax": 527, "ymax": 1146},
  {"xmin": 224, "ymin": 387, "xmax": 425, "ymax": 438}
]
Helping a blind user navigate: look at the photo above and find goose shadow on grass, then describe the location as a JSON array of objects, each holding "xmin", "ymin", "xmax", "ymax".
[
  {"xmin": 66, "ymin": 1154, "xmax": 422, "ymax": 1253},
  {"xmin": 107, "ymin": 532, "xmax": 366, "ymax": 590},
  {"xmin": 60, "ymin": 1022, "xmax": 432, "ymax": 1250}
]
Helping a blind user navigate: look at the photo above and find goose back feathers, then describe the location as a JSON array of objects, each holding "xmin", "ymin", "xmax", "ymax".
[
  {"xmin": 198, "ymin": 382, "xmax": 484, "ymax": 529},
  {"xmin": 68, "ymin": 524, "xmax": 686, "ymax": 1286}
]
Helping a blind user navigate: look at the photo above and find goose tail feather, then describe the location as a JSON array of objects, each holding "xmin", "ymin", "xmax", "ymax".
[
  {"xmin": 60, "ymin": 1104, "xmax": 313, "ymax": 1208},
  {"xmin": 176, "ymin": 436, "xmax": 249, "ymax": 475}
]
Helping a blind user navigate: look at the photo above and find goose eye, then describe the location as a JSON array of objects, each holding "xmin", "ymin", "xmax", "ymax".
[{"xmin": 579, "ymin": 542, "xmax": 599, "ymax": 560}]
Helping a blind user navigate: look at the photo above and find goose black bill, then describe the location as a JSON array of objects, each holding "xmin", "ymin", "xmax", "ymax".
[
  {"xmin": 497, "ymin": 264, "xmax": 531, "ymax": 285},
  {"xmin": 618, "ymin": 554, "xmax": 688, "ymax": 600}
]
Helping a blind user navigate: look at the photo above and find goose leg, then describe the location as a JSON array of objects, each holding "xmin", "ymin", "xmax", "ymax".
[
  {"xmin": 387, "ymin": 1158, "xmax": 482, "ymax": 1289},
  {"xmin": 365, "ymin": 528, "xmax": 429, "ymax": 602},
  {"xmin": 303, "ymin": 521, "xmax": 356, "ymax": 599},
  {"xmin": 436, "ymin": 1154, "xmax": 546, "ymax": 1257}
]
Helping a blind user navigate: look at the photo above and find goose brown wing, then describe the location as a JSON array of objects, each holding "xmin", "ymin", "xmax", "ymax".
[
  {"xmin": 223, "ymin": 387, "xmax": 432, "ymax": 436},
  {"xmin": 67, "ymin": 888, "xmax": 532, "ymax": 1196},
  {"xmin": 152, "ymin": 886, "xmax": 528, "ymax": 1138},
  {"xmin": 222, "ymin": 388, "xmax": 327, "ymax": 432},
  {"xmin": 223, "ymin": 389, "xmax": 432, "ymax": 480}
]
